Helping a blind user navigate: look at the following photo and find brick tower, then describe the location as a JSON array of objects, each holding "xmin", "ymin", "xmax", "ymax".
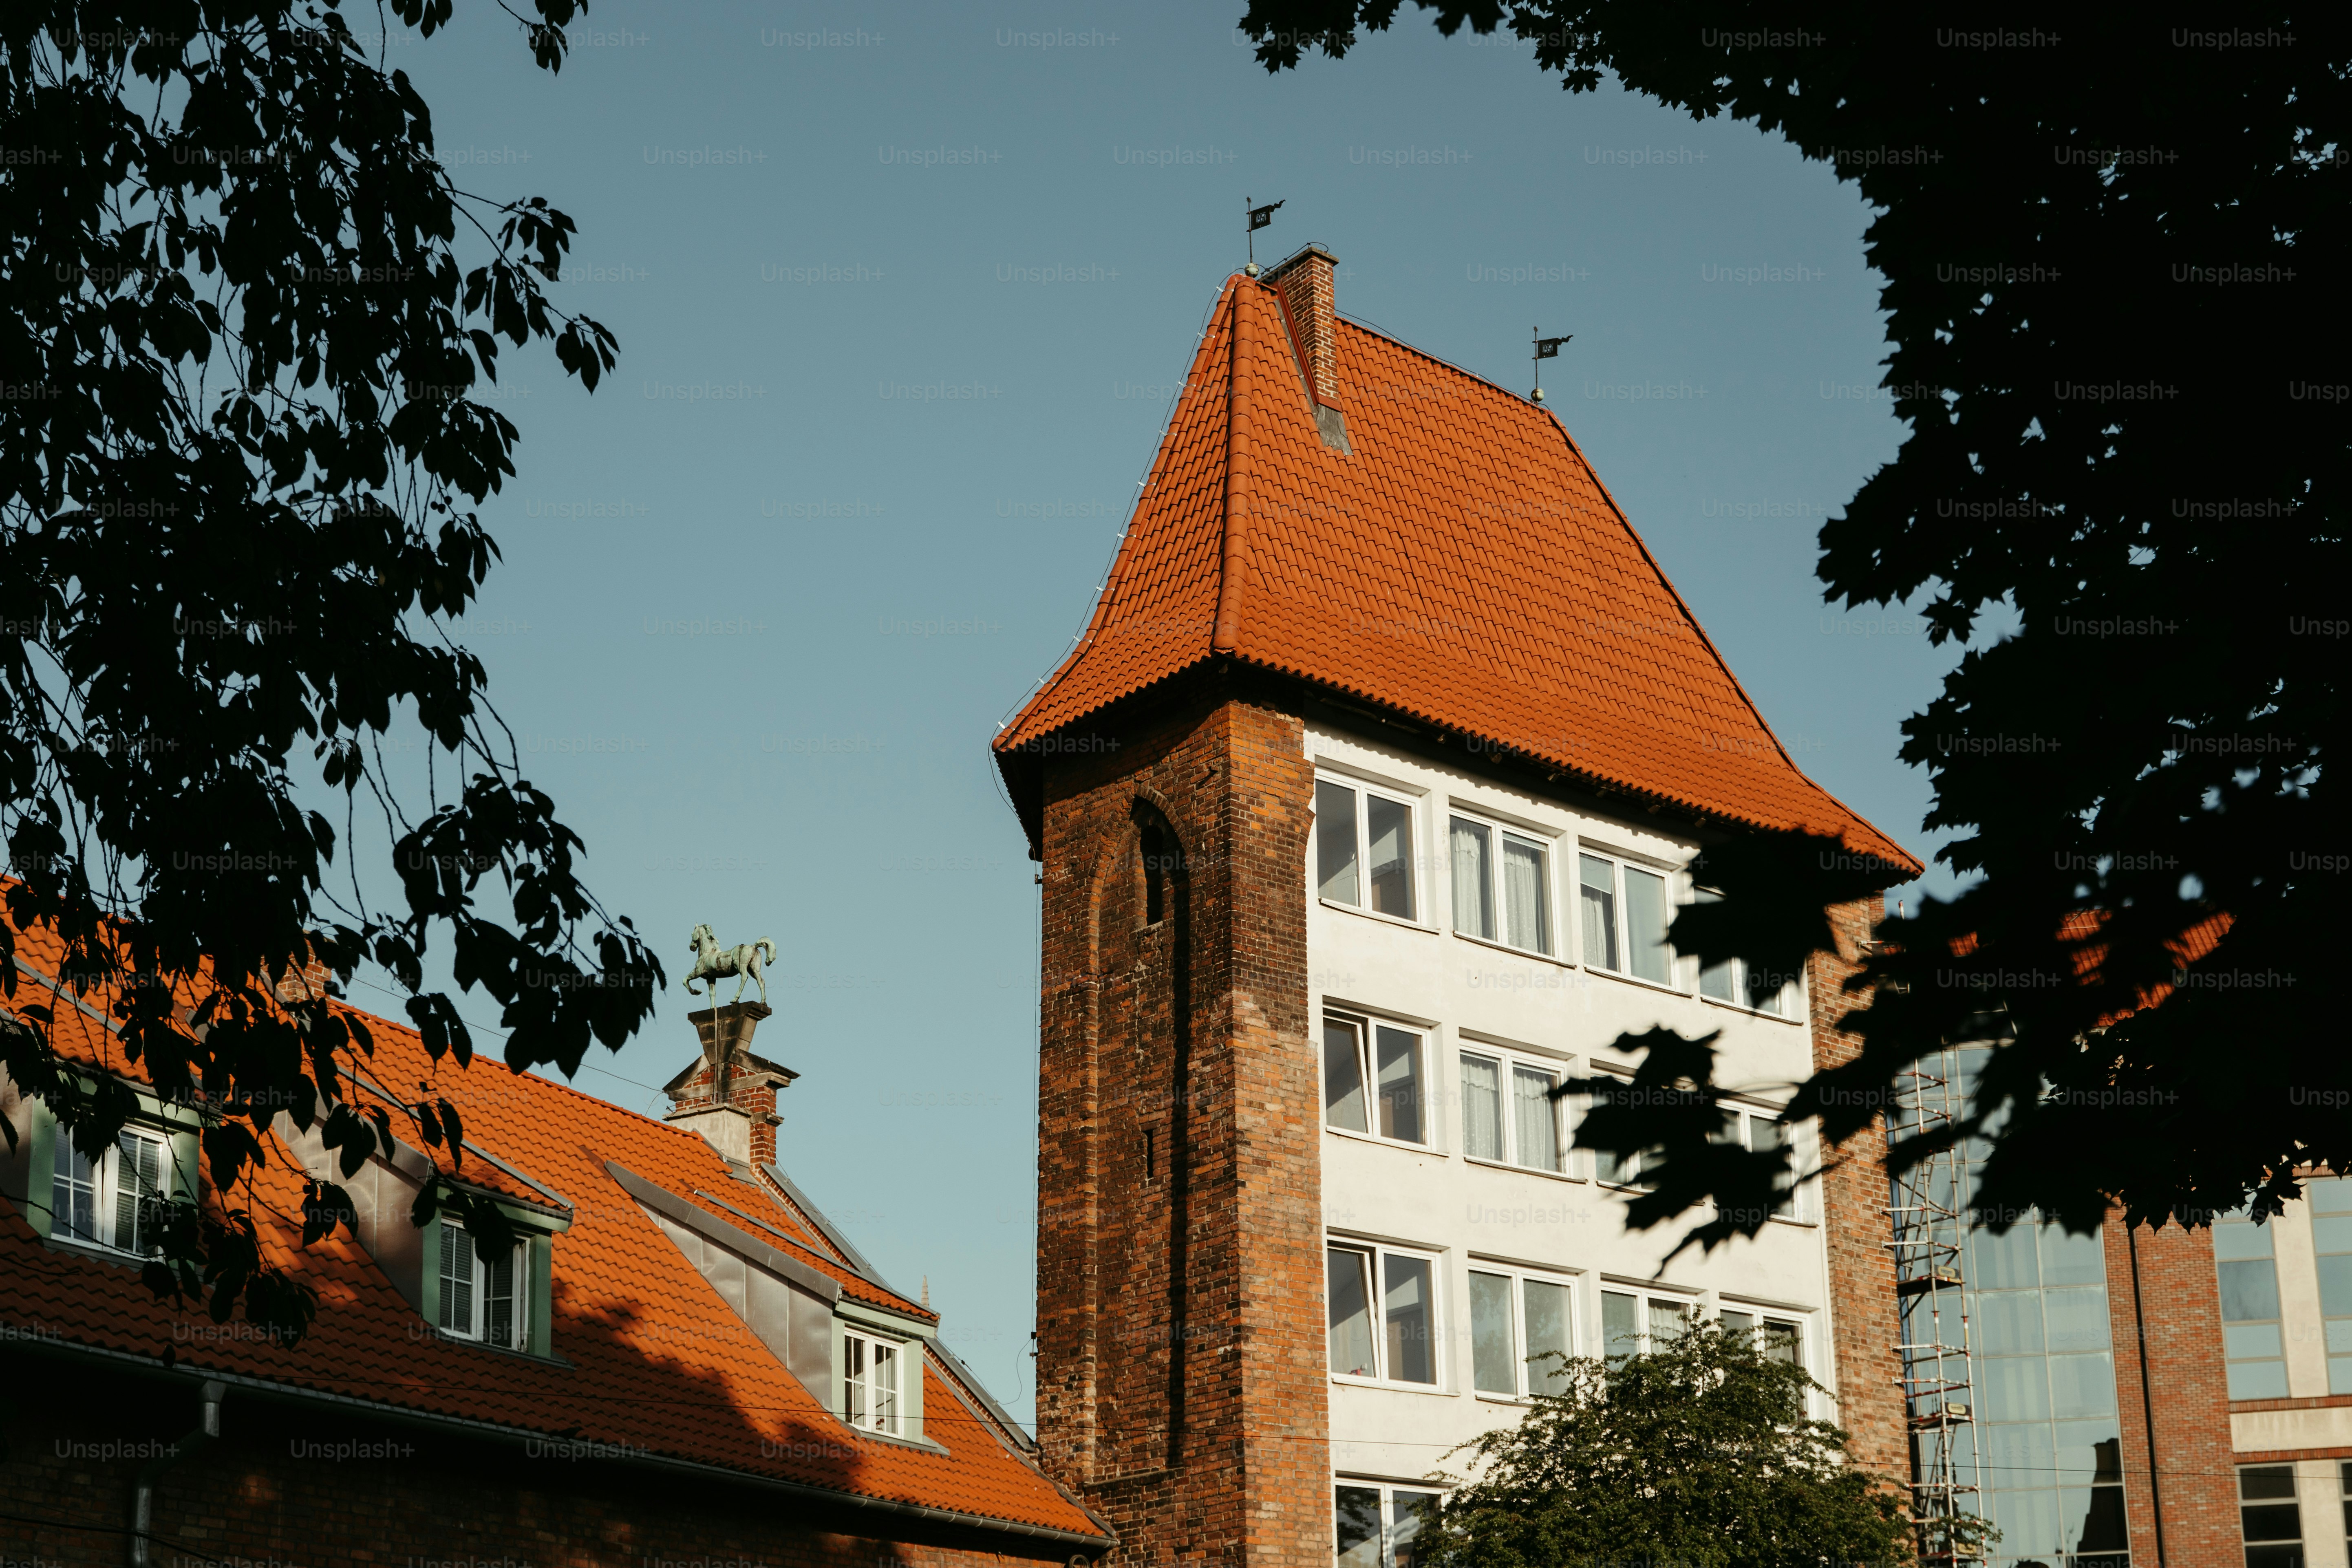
[{"xmin": 997, "ymin": 248, "xmax": 1919, "ymax": 1568}]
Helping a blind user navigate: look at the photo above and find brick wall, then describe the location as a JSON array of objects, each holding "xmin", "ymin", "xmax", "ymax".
[
  {"xmin": 2105, "ymin": 1213, "xmax": 2241, "ymax": 1568},
  {"xmin": 1806, "ymin": 893, "xmax": 1909, "ymax": 1491},
  {"xmin": 1030, "ymin": 681, "xmax": 1325, "ymax": 1568},
  {"xmin": 0, "ymin": 1353, "xmax": 1083, "ymax": 1568}
]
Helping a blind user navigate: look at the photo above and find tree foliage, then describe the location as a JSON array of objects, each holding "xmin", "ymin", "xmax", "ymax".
[
  {"xmin": 1241, "ymin": 2, "xmax": 2347, "ymax": 1237},
  {"xmin": 0, "ymin": 0, "xmax": 656, "ymax": 1340},
  {"xmin": 1422, "ymin": 1321, "xmax": 1917, "ymax": 1568}
]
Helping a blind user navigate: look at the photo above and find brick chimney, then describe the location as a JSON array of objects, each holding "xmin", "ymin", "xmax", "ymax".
[
  {"xmin": 1261, "ymin": 243, "xmax": 1350, "ymax": 451},
  {"xmin": 662, "ymin": 1002, "xmax": 795, "ymax": 1167}
]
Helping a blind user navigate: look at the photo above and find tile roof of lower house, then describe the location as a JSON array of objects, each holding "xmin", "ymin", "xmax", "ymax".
[
  {"xmin": 0, "ymin": 907, "xmax": 1105, "ymax": 1544},
  {"xmin": 996, "ymin": 269, "xmax": 1917, "ymax": 874}
]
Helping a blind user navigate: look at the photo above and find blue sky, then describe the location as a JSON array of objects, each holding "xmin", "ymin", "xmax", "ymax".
[{"xmin": 346, "ymin": 0, "xmax": 1985, "ymax": 1427}]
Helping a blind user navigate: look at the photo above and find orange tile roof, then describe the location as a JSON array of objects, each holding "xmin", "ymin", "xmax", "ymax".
[
  {"xmin": 997, "ymin": 271, "xmax": 1917, "ymax": 874},
  {"xmin": 0, "ymin": 909, "xmax": 1103, "ymax": 1543}
]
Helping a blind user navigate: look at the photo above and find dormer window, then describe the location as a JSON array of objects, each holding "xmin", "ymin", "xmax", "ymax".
[
  {"xmin": 843, "ymin": 1330, "xmax": 901, "ymax": 1435},
  {"xmin": 437, "ymin": 1221, "xmax": 525, "ymax": 1349},
  {"xmin": 51, "ymin": 1127, "xmax": 169, "ymax": 1255}
]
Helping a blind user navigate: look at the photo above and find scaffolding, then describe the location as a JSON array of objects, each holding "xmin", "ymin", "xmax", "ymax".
[{"xmin": 1889, "ymin": 1048, "xmax": 1987, "ymax": 1565}]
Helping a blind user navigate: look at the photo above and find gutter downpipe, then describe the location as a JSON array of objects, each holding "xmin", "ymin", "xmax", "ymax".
[{"xmin": 131, "ymin": 1378, "xmax": 225, "ymax": 1566}]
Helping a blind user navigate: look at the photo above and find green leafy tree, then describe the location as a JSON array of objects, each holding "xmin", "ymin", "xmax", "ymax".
[
  {"xmin": 1421, "ymin": 1320, "xmax": 1921, "ymax": 1568},
  {"xmin": 0, "ymin": 0, "xmax": 657, "ymax": 1340},
  {"xmin": 1240, "ymin": 2, "xmax": 2346, "ymax": 1237}
]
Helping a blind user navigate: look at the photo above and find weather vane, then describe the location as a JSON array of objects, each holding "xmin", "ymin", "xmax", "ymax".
[
  {"xmin": 1531, "ymin": 328, "xmax": 1572, "ymax": 403},
  {"xmin": 1244, "ymin": 196, "xmax": 1284, "ymax": 276}
]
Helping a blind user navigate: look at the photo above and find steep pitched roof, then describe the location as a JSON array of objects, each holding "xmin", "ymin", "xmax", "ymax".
[
  {"xmin": 997, "ymin": 271, "xmax": 1917, "ymax": 873},
  {"xmin": 0, "ymin": 909, "xmax": 1104, "ymax": 1544}
]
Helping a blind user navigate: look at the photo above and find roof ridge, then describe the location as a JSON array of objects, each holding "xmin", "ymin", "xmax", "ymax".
[{"xmin": 1213, "ymin": 278, "xmax": 1251, "ymax": 653}]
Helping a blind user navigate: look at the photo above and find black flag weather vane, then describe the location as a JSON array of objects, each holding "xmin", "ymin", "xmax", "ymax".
[
  {"xmin": 1245, "ymin": 196, "xmax": 1283, "ymax": 275},
  {"xmin": 1531, "ymin": 329, "xmax": 1572, "ymax": 402}
]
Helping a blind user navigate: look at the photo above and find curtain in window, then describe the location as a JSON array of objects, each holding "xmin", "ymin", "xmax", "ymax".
[
  {"xmin": 1623, "ymin": 866, "xmax": 1671, "ymax": 983},
  {"xmin": 1578, "ymin": 855, "xmax": 1617, "ymax": 970},
  {"xmin": 1512, "ymin": 1066, "xmax": 1559, "ymax": 1172},
  {"xmin": 1468, "ymin": 1270, "xmax": 1515, "ymax": 1394},
  {"xmin": 1648, "ymin": 1299, "xmax": 1688, "ymax": 1346},
  {"xmin": 1327, "ymin": 1248, "xmax": 1377, "ymax": 1376},
  {"xmin": 1383, "ymin": 1254, "xmax": 1435, "ymax": 1384},
  {"xmin": 1503, "ymin": 836, "xmax": 1547, "ymax": 953},
  {"xmin": 1450, "ymin": 819, "xmax": 1494, "ymax": 940},
  {"xmin": 1460, "ymin": 1055, "xmax": 1503, "ymax": 1161}
]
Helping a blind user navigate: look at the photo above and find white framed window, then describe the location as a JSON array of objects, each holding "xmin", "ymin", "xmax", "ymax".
[
  {"xmin": 1467, "ymin": 1265, "xmax": 1575, "ymax": 1398},
  {"xmin": 1719, "ymin": 1306, "xmax": 1805, "ymax": 1367},
  {"xmin": 1458, "ymin": 1048, "xmax": 1563, "ymax": 1174},
  {"xmin": 1327, "ymin": 1240, "xmax": 1440, "ymax": 1385},
  {"xmin": 1336, "ymin": 1482, "xmax": 1443, "ymax": 1568},
  {"xmin": 1691, "ymin": 888, "xmax": 1801, "ymax": 1015},
  {"xmin": 844, "ymin": 1329, "xmax": 902, "ymax": 1434},
  {"xmin": 1713, "ymin": 1103, "xmax": 1799, "ymax": 1219},
  {"xmin": 1584, "ymin": 1075, "xmax": 1652, "ymax": 1189},
  {"xmin": 1600, "ymin": 1287, "xmax": 1693, "ymax": 1358},
  {"xmin": 2217, "ymin": 1209, "xmax": 2288, "ymax": 1400},
  {"xmin": 1449, "ymin": 814, "xmax": 1551, "ymax": 954},
  {"xmin": 437, "ymin": 1222, "xmax": 525, "ymax": 1349},
  {"xmin": 50, "ymin": 1125, "xmax": 169, "ymax": 1255},
  {"xmin": 1576, "ymin": 851, "xmax": 1673, "ymax": 984},
  {"xmin": 1323, "ymin": 1012, "xmax": 1428, "ymax": 1146},
  {"xmin": 1316, "ymin": 777, "xmax": 1419, "ymax": 921}
]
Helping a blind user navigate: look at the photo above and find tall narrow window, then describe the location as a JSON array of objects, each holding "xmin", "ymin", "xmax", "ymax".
[
  {"xmin": 1522, "ymin": 1278, "xmax": 1572, "ymax": 1391},
  {"xmin": 1589, "ymin": 1078, "xmax": 1644, "ymax": 1186},
  {"xmin": 439, "ymin": 1223, "xmax": 478, "ymax": 1336},
  {"xmin": 1696, "ymin": 887, "xmax": 1737, "ymax": 999},
  {"xmin": 2308, "ymin": 1179, "xmax": 2352, "ymax": 1393},
  {"xmin": 1460, "ymin": 1054, "xmax": 1504, "ymax": 1162},
  {"xmin": 1501, "ymin": 835, "xmax": 1550, "ymax": 954},
  {"xmin": 1335, "ymin": 1485, "xmax": 1447, "ymax": 1568},
  {"xmin": 1366, "ymin": 796, "xmax": 1416, "ymax": 918},
  {"xmin": 2240, "ymin": 1464, "xmax": 2304, "ymax": 1568},
  {"xmin": 1140, "ymin": 821, "xmax": 1168, "ymax": 924},
  {"xmin": 1335, "ymin": 1487, "xmax": 1383, "ymax": 1568},
  {"xmin": 1450, "ymin": 818, "xmax": 1495, "ymax": 941},
  {"xmin": 1602, "ymin": 1289, "xmax": 1640, "ymax": 1359},
  {"xmin": 1624, "ymin": 865, "xmax": 1672, "ymax": 984},
  {"xmin": 1511, "ymin": 1064, "xmax": 1560, "ymax": 1173},
  {"xmin": 1316, "ymin": 781, "xmax": 1360, "ymax": 905},
  {"xmin": 2218, "ymin": 1211, "xmax": 2289, "ymax": 1399},
  {"xmin": 1324, "ymin": 1019, "xmax": 1369, "ymax": 1134},
  {"xmin": 1469, "ymin": 1270, "xmax": 1516, "ymax": 1394},
  {"xmin": 1372, "ymin": 1025, "xmax": 1424, "ymax": 1144},
  {"xmin": 1578, "ymin": 855, "xmax": 1618, "ymax": 970},
  {"xmin": 1328, "ymin": 1247, "xmax": 1377, "ymax": 1377},
  {"xmin": 1388, "ymin": 1491, "xmax": 1441, "ymax": 1568}
]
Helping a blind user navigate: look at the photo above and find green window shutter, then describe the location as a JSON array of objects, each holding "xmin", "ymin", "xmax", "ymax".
[
  {"xmin": 23, "ymin": 1099, "xmax": 57, "ymax": 1240},
  {"xmin": 528, "ymin": 1233, "xmax": 555, "ymax": 1357}
]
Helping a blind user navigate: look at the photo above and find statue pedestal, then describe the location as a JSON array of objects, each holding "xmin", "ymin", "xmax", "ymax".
[
  {"xmin": 665, "ymin": 1003, "xmax": 792, "ymax": 1167},
  {"xmin": 688, "ymin": 1000, "xmax": 773, "ymax": 1065}
]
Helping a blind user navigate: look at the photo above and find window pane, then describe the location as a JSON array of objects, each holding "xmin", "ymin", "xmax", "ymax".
[
  {"xmin": 1721, "ymin": 1309, "xmax": 1755, "ymax": 1339},
  {"xmin": 1469, "ymin": 1271, "xmax": 1516, "ymax": 1395},
  {"xmin": 1460, "ymin": 1055, "xmax": 1503, "ymax": 1161},
  {"xmin": 1366, "ymin": 796, "xmax": 1416, "ymax": 919},
  {"xmin": 2047, "ymin": 1352, "xmax": 2115, "ymax": 1418},
  {"xmin": 2319, "ymin": 1255, "xmax": 2352, "ymax": 1318},
  {"xmin": 1450, "ymin": 818, "xmax": 1494, "ymax": 940},
  {"xmin": 1980, "ymin": 1354, "xmax": 2052, "ymax": 1422},
  {"xmin": 439, "ymin": 1224, "xmax": 476, "ymax": 1334},
  {"xmin": 1335, "ymin": 1488, "xmax": 1382, "ymax": 1568},
  {"xmin": 116, "ymin": 1132, "xmax": 164, "ymax": 1255},
  {"xmin": 2216, "ymin": 1217, "xmax": 2276, "ymax": 1261},
  {"xmin": 1391, "ymin": 1491, "xmax": 1441, "ymax": 1568},
  {"xmin": 1328, "ymin": 1248, "xmax": 1377, "ymax": 1376},
  {"xmin": 1383, "ymin": 1254, "xmax": 1436, "ymax": 1385},
  {"xmin": 1623, "ymin": 867, "xmax": 1671, "ymax": 983},
  {"xmin": 872, "ymin": 1341, "xmax": 898, "ymax": 1432},
  {"xmin": 1648, "ymin": 1299, "xmax": 1687, "ymax": 1347},
  {"xmin": 2310, "ymin": 1179, "xmax": 2352, "ymax": 1215},
  {"xmin": 1762, "ymin": 1321, "xmax": 1801, "ymax": 1366},
  {"xmin": 2222, "ymin": 1259, "xmax": 2284, "ymax": 1322},
  {"xmin": 1602, "ymin": 1290, "xmax": 1639, "ymax": 1358},
  {"xmin": 2228, "ymin": 1359, "xmax": 2290, "ymax": 1400},
  {"xmin": 1323, "ymin": 1021, "xmax": 1368, "ymax": 1133},
  {"xmin": 1748, "ymin": 1116, "xmax": 1794, "ymax": 1216},
  {"xmin": 486, "ymin": 1242, "xmax": 518, "ymax": 1349},
  {"xmin": 1523, "ymin": 1279, "xmax": 1571, "ymax": 1389},
  {"xmin": 1316, "ymin": 782, "xmax": 1360, "ymax": 904},
  {"xmin": 2070, "ymin": 1485, "xmax": 2130, "ymax": 1555},
  {"xmin": 1502, "ymin": 835, "xmax": 1549, "ymax": 953},
  {"xmin": 1590, "ymin": 1083, "xmax": 1637, "ymax": 1185},
  {"xmin": 1511, "ymin": 1066, "xmax": 1559, "ymax": 1173},
  {"xmin": 2242, "ymin": 1465, "xmax": 2299, "ymax": 1502},
  {"xmin": 847, "ymin": 1336, "xmax": 869, "ymax": 1426},
  {"xmin": 52, "ymin": 1134, "xmax": 101, "ymax": 1246},
  {"xmin": 1744, "ymin": 961, "xmax": 1786, "ymax": 1015},
  {"xmin": 1374, "ymin": 1027, "xmax": 1424, "ymax": 1144},
  {"xmin": 1578, "ymin": 855, "xmax": 1618, "ymax": 970},
  {"xmin": 1692, "ymin": 887, "xmax": 1734, "ymax": 998}
]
